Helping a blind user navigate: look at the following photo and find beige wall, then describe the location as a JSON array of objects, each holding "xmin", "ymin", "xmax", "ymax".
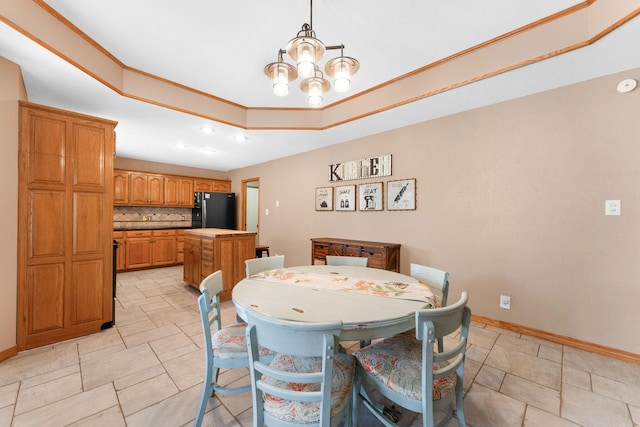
[
  {"xmin": 229, "ymin": 68, "xmax": 640, "ymax": 355},
  {"xmin": 0, "ymin": 57, "xmax": 25, "ymax": 353}
]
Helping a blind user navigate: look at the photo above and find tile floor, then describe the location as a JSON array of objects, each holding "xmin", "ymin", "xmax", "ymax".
[{"xmin": 1, "ymin": 266, "xmax": 639, "ymax": 426}]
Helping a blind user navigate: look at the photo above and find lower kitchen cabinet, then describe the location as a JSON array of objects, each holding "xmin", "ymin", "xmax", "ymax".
[
  {"xmin": 151, "ymin": 230, "xmax": 176, "ymax": 266},
  {"xmin": 120, "ymin": 229, "xmax": 180, "ymax": 271},
  {"xmin": 125, "ymin": 231, "xmax": 153, "ymax": 269}
]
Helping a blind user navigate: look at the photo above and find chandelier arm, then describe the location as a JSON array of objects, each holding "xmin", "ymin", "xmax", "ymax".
[{"xmin": 325, "ymin": 44, "xmax": 346, "ymax": 51}]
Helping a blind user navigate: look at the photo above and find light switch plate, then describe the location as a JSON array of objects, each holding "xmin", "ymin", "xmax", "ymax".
[{"xmin": 605, "ymin": 200, "xmax": 621, "ymax": 216}]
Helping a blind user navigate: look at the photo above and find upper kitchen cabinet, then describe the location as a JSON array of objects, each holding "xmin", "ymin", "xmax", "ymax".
[
  {"xmin": 165, "ymin": 175, "xmax": 194, "ymax": 207},
  {"xmin": 194, "ymin": 178, "xmax": 213, "ymax": 192},
  {"xmin": 213, "ymin": 180, "xmax": 231, "ymax": 192},
  {"xmin": 113, "ymin": 170, "xmax": 129, "ymax": 205},
  {"xmin": 194, "ymin": 178, "xmax": 231, "ymax": 192},
  {"xmin": 18, "ymin": 101, "xmax": 116, "ymax": 350},
  {"xmin": 130, "ymin": 172, "xmax": 164, "ymax": 205}
]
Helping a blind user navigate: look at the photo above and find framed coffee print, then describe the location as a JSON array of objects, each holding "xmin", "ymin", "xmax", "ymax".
[
  {"xmin": 335, "ymin": 185, "xmax": 356, "ymax": 211},
  {"xmin": 358, "ymin": 182, "xmax": 383, "ymax": 211},
  {"xmin": 387, "ymin": 178, "xmax": 416, "ymax": 210},
  {"xmin": 315, "ymin": 187, "xmax": 333, "ymax": 211}
]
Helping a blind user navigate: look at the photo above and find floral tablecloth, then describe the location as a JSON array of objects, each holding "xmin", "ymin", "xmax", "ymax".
[{"xmin": 250, "ymin": 269, "xmax": 436, "ymax": 307}]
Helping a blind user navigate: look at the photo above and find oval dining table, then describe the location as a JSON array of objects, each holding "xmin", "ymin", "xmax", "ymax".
[{"xmin": 232, "ymin": 264, "xmax": 436, "ymax": 341}]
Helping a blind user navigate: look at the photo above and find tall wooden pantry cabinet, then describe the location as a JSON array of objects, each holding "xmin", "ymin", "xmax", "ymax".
[{"xmin": 17, "ymin": 102, "xmax": 117, "ymax": 350}]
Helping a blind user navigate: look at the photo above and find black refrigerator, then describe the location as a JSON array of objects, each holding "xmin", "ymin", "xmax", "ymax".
[{"xmin": 192, "ymin": 192, "xmax": 236, "ymax": 229}]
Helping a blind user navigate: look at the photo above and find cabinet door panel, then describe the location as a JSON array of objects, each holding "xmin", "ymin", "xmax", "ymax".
[
  {"xmin": 29, "ymin": 190, "xmax": 65, "ymax": 259},
  {"xmin": 72, "ymin": 123, "xmax": 105, "ymax": 187},
  {"xmin": 27, "ymin": 114, "xmax": 66, "ymax": 185},
  {"xmin": 179, "ymin": 179, "xmax": 194, "ymax": 206},
  {"xmin": 152, "ymin": 237, "xmax": 176, "ymax": 265},
  {"xmin": 71, "ymin": 259, "xmax": 104, "ymax": 325},
  {"xmin": 194, "ymin": 179, "xmax": 213, "ymax": 192},
  {"xmin": 164, "ymin": 177, "xmax": 179, "ymax": 206},
  {"xmin": 73, "ymin": 192, "xmax": 104, "ymax": 255},
  {"xmin": 129, "ymin": 173, "xmax": 148, "ymax": 205},
  {"xmin": 213, "ymin": 180, "xmax": 231, "ymax": 192},
  {"xmin": 115, "ymin": 238, "xmax": 126, "ymax": 271},
  {"xmin": 113, "ymin": 172, "xmax": 129, "ymax": 205},
  {"xmin": 147, "ymin": 175, "xmax": 164, "ymax": 205},
  {"xmin": 126, "ymin": 238, "xmax": 152, "ymax": 269},
  {"xmin": 27, "ymin": 263, "xmax": 65, "ymax": 334}
]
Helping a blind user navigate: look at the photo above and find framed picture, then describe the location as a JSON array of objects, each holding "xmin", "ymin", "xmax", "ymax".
[
  {"xmin": 358, "ymin": 182, "xmax": 384, "ymax": 211},
  {"xmin": 315, "ymin": 187, "xmax": 334, "ymax": 211},
  {"xmin": 335, "ymin": 185, "xmax": 356, "ymax": 211},
  {"xmin": 387, "ymin": 178, "xmax": 416, "ymax": 210}
]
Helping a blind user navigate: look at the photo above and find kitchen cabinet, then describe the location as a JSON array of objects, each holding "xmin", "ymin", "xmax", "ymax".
[
  {"xmin": 113, "ymin": 171, "xmax": 129, "ymax": 205},
  {"xmin": 213, "ymin": 180, "xmax": 231, "ymax": 192},
  {"xmin": 183, "ymin": 229, "xmax": 256, "ymax": 300},
  {"xmin": 311, "ymin": 238, "xmax": 401, "ymax": 272},
  {"xmin": 123, "ymin": 229, "xmax": 177, "ymax": 269},
  {"xmin": 18, "ymin": 102, "xmax": 116, "ymax": 350},
  {"xmin": 194, "ymin": 178, "xmax": 214, "ymax": 192},
  {"xmin": 165, "ymin": 176, "xmax": 194, "ymax": 207},
  {"xmin": 130, "ymin": 172, "xmax": 164, "ymax": 205},
  {"xmin": 176, "ymin": 229, "xmax": 185, "ymax": 263},
  {"xmin": 151, "ymin": 229, "xmax": 176, "ymax": 266},
  {"xmin": 125, "ymin": 230, "xmax": 153, "ymax": 269},
  {"xmin": 194, "ymin": 178, "xmax": 231, "ymax": 193},
  {"xmin": 113, "ymin": 231, "xmax": 126, "ymax": 272},
  {"xmin": 183, "ymin": 235, "xmax": 202, "ymax": 286}
]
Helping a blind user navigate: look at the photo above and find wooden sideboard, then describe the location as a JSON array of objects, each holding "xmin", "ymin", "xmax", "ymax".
[{"xmin": 311, "ymin": 238, "xmax": 401, "ymax": 272}]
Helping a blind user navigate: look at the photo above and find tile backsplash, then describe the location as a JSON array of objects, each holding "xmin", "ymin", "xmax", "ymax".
[{"xmin": 114, "ymin": 206, "xmax": 192, "ymax": 229}]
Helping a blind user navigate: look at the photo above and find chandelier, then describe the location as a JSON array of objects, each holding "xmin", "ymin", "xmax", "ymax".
[{"xmin": 264, "ymin": 0, "xmax": 360, "ymax": 108}]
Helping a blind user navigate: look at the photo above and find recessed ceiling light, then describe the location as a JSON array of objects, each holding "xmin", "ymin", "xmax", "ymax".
[
  {"xmin": 175, "ymin": 142, "xmax": 186, "ymax": 148},
  {"xmin": 234, "ymin": 135, "xmax": 248, "ymax": 142},
  {"xmin": 201, "ymin": 147, "xmax": 216, "ymax": 154},
  {"xmin": 200, "ymin": 126, "xmax": 215, "ymax": 134}
]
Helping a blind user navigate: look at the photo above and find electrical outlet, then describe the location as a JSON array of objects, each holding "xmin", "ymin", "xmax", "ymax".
[{"xmin": 500, "ymin": 294, "xmax": 511, "ymax": 310}]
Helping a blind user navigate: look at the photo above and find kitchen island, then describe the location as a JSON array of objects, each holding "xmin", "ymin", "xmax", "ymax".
[{"xmin": 183, "ymin": 228, "xmax": 257, "ymax": 300}]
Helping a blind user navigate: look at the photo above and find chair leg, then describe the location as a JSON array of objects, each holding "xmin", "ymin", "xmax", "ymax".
[{"xmin": 194, "ymin": 365, "xmax": 216, "ymax": 427}]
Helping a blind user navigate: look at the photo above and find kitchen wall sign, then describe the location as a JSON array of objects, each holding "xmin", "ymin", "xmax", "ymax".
[
  {"xmin": 387, "ymin": 178, "xmax": 416, "ymax": 211},
  {"xmin": 329, "ymin": 154, "xmax": 391, "ymax": 182},
  {"xmin": 335, "ymin": 185, "xmax": 356, "ymax": 211}
]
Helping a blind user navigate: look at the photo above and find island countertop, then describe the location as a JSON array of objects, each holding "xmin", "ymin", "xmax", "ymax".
[{"xmin": 184, "ymin": 228, "xmax": 257, "ymax": 237}]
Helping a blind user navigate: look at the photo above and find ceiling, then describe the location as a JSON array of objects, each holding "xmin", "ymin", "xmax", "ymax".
[{"xmin": 1, "ymin": 0, "xmax": 640, "ymax": 171}]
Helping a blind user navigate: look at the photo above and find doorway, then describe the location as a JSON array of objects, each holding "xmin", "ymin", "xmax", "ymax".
[{"xmin": 241, "ymin": 178, "xmax": 260, "ymax": 244}]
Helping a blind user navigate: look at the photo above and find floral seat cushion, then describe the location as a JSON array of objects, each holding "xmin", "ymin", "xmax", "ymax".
[
  {"xmin": 353, "ymin": 334, "xmax": 455, "ymax": 401},
  {"xmin": 261, "ymin": 353, "xmax": 355, "ymax": 424},
  {"xmin": 212, "ymin": 323, "xmax": 272, "ymax": 360}
]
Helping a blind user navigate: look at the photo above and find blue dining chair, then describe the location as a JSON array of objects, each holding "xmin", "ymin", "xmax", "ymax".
[
  {"xmin": 194, "ymin": 271, "xmax": 273, "ymax": 427},
  {"xmin": 410, "ymin": 263, "xmax": 450, "ymax": 352},
  {"xmin": 245, "ymin": 308, "xmax": 355, "ymax": 427},
  {"xmin": 325, "ymin": 255, "xmax": 368, "ymax": 267},
  {"xmin": 353, "ymin": 292, "xmax": 471, "ymax": 427},
  {"xmin": 245, "ymin": 254, "xmax": 285, "ymax": 277}
]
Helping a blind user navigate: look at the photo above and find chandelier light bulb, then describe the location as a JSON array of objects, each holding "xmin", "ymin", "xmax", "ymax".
[
  {"xmin": 308, "ymin": 94, "xmax": 323, "ymax": 107},
  {"xmin": 297, "ymin": 41, "xmax": 316, "ymax": 78},
  {"xmin": 334, "ymin": 77, "xmax": 350, "ymax": 93},
  {"xmin": 307, "ymin": 79, "xmax": 324, "ymax": 107},
  {"xmin": 333, "ymin": 59, "xmax": 351, "ymax": 92},
  {"xmin": 273, "ymin": 64, "xmax": 290, "ymax": 96}
]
